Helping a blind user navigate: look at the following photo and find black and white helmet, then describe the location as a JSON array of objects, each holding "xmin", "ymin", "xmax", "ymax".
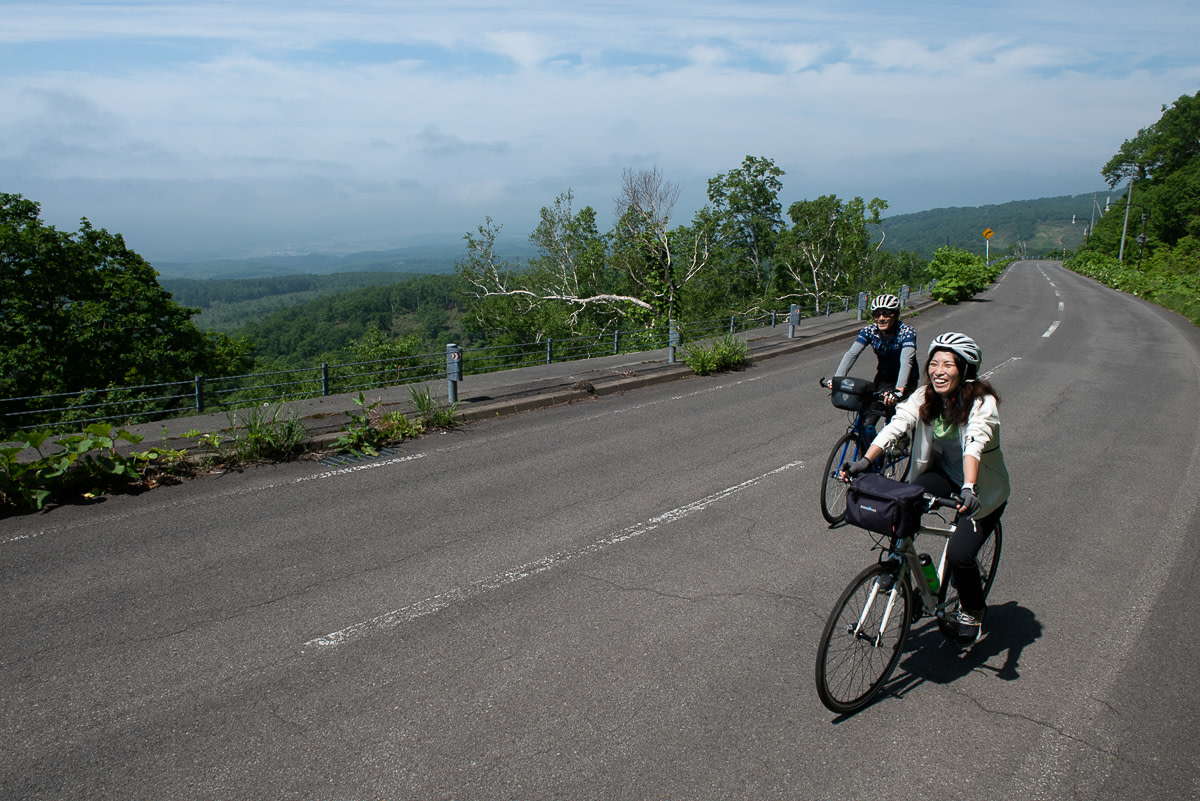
[
  {"xmin": 870, "ymin": 294, "xmax": 901, "ymax": 312},
  {"xmin": 928, "ymin": 332, "xmax": 982, "ymax": 371}
]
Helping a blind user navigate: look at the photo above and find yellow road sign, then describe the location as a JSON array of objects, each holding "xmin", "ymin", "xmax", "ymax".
[{"xmin": 982, "ymin": 228, "xmax": 994, "ymax": 239}]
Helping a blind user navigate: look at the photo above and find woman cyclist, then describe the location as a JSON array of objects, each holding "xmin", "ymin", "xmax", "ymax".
[
  {"xmin": 833, "ymin": 294, "xmax": 919, "ymax": 410},
  {"xmin": 844, "ymin": 332, "xmax": 1010, "ymax": 644}
]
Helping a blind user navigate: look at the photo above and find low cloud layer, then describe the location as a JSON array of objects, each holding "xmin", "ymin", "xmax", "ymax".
[{"xmin": 3, "ymin": 0, "xmax": 1198, "ymax": 261}]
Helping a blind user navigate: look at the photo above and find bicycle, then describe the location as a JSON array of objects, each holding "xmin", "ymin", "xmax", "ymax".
[
  {"xmin": 818, "ymin": 376, "xmax": 911, "ymax": 524},
  {"xmin": 814, "ymin": 488, "xmax": 1003, "ymax": 714}
]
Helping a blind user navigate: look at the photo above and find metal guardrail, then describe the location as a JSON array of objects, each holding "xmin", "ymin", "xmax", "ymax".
[{"xmin": 1, "ymin": 288, "xmax": 929, "ymax": 433}]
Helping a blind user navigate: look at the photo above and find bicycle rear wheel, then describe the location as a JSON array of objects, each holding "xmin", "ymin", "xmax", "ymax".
[
  {"xmin": 936, "ymin": 520, "xmax": 1003, "ymax": 639},
  {"xmin": 820, "ymin": 432, "xmax": 860, "ymax": 524},
  {"xmin": 815, "ymin": 563, "xmax": 912, "ymax": 714}
]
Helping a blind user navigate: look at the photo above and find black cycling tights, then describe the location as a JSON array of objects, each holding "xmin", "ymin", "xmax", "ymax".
[{"xmin": 910, "ymin": 470, "xmax": 1005, "ymax": 612}]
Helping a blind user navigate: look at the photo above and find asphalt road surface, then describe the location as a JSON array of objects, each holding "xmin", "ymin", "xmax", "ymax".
[{"xmin": 3, "ymin": 261, "xmax": 1199, "ymax": 800}]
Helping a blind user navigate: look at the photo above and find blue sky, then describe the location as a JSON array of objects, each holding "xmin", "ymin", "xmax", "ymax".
[{"xmin": 3, "ymin": 1, "xmax": 1199, "ymax": 262}]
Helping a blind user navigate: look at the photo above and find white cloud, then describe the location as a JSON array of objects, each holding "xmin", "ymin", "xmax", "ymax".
[{"xmin": 2, "ymin": 0, "xmax": 1199, "ymax": 260}]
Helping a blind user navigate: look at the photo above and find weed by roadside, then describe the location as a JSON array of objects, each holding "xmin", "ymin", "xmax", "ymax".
[
  {"xmin": 183, "ymin": 404, "xmax": 307, "ymax": 466},
  {"xmin": 682, "ymin": 335, "xmax": 751, "ymax": 376},
  {"xmin": 1, "ymin": 424, "xmax": 192, "ymax": 512},
  {"xmin": 333, "ymin": 389, "xmax": 457, "ymax": 457},
  {"xmin": 2, "ymin": 390, "xmax": 463, "ymax": 514}
]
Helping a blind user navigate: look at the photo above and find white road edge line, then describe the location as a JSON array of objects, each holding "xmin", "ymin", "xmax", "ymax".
[
  {"xmin": 978, "ymin": 357, "xmax": 1021, "ymax": 381},
  {"xmin": 304, "ymin": 460, "xmax": 805, "ymax": 650},
  {"xmin": 1042, "ymin": 321, "xmax": 1061, "ymax": 338}
]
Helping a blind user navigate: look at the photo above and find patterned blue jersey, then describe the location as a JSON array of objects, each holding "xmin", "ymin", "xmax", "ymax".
[
  {"xmin": 836, "ymin": 321, "xmax": 918, "ymax": 392},
  {"xmin": 856, "ymin": 321, "xmax": 916, "ymax": 362}
]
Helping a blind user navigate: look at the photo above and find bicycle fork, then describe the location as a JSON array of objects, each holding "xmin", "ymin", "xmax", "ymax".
[
  {"xmin": 856, "ymin": 556, "xmax": 908, "ymax": 647},
  {"xmin": 854, "ymin": 536, "xmax": 954, "ymax": 644}
]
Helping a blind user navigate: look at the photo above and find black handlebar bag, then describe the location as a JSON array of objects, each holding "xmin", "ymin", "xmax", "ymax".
[
  {"xmin": 830, "ymin": 375, "xmax": 875, "ymax": 411},
  {"xmin": 844, "ymin": 474, "xmax": 926, "ymax": 538}
]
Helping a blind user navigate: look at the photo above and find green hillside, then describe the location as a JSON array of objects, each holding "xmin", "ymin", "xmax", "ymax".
[{"xmin": 880, "ymin": 192, "xmax": 1113, "ymax": 259}]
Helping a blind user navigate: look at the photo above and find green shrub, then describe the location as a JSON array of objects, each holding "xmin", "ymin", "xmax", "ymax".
[
  {"xmin": 1066, "ymin": 247, "xmax": 1200, "ymax": 325},
  {"xmin": 409, "ymin": 385, "xmax": 459, "ymax": 429},
  {"xmin": 1, "ymin": 424, "xmax": 188, "ymax": 511},
  {"xmin": 927, "ymin": 247, "xmax": 1004, "ymax": 303},
  {"xmin": 682, "ymin": 335, "xmax": 750, "ymax": 376},
  {"xmin": 334, "ymin": 392, "xmax": 388, "ymax": 456}
]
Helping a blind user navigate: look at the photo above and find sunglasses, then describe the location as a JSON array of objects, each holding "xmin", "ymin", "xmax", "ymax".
[{"xmin": 872, "ymin": 310, "xmax": 897, "ymax": 318}]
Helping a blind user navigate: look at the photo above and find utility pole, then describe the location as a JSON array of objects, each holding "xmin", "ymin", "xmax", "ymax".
[{"xmin": 1118, "ymin": 177, "xmax": 1134, "ymax": 262}]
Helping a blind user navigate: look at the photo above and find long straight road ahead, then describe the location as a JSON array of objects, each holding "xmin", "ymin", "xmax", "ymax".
[{"xmin": 3, "ymin": 261, "xmax": 1199, "ymax": 800}]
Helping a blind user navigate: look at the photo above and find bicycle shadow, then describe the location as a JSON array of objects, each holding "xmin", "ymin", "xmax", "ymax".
[
  {"xmin": 895, "ymin": 600, "xmax": 1043, "ymax": 689},
  {"xmin": 828, "ymin": 601, "xmax": 1042, "ymax": 720}
]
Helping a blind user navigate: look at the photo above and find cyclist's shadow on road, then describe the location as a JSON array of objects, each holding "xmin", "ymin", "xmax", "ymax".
[{"xmin": 889, "ymin": 601, "xmax": 1043, "ymax": 696}]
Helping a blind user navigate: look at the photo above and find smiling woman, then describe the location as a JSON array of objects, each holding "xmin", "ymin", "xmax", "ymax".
[{"xmin": 845, "ymin": 330, "xmax": 1011, "ymax": 644}]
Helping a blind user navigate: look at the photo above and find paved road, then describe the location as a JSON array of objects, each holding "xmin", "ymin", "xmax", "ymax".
[{"xmin": 3, "ymin": 261, "xmax": 1199, "ymax": 800}]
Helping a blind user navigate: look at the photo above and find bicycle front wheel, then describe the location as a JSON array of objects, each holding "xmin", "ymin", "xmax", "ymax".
[
  {"xmin": 879, "ymin": 434, "xmax": 911, "ymax": 481},
  {"xmin": 820, "ymin": 432, "xmax": 860, "ymax": 524},
  {"xmin": 815, "ymin": 563, "xmax": 912, "ymax": 714},
  {"xmin": 936, "ymin": 520, "xmax": 1003, "ymax": 639}
]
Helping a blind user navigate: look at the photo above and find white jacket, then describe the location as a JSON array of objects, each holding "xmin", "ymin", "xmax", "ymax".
[{"xmin": 871, "ymin": 385, "xmax": 1011, "ymax": 517}]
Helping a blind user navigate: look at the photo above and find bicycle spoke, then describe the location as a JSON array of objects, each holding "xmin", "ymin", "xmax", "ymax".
[{"xmin": 816, "ymin": 564, "xmax": 911, "ymax": 713}]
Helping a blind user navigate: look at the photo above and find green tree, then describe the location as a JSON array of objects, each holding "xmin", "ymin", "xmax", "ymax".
[
  {"xmin": 0, "ymin": 193, "xmax": 252, "ymax": 400},
  {"xmin": 456, "ymin": 199, "xmax": 651, "ymax": 344},
  {"xmin": 1096, "ymin": 90, "xmax": 1200, "ymax": 254},
  {"xmin": 926, "ymin": 246, "xmax": 1000, "ymax": 303},
  {"xmin": 611, "ymin": 166, "xmax": 711, "ymax": 326},
  {"xmin": 774, "ymin": 194, "xmax": 887, "ymax": 309},
  {"xmin": 707, "ymin": 155, "xmax": 785, "ymax": 298}
]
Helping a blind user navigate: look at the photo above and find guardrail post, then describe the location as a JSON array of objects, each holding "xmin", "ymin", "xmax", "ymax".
[
  {"xmin": 446, "ymin": 343, "xmax": 463, "ymax": 404},
  {"xmin": 668, "ymin": 320, "xmax": 680, "ymax": 364},
  {"xmin": 788, "ymin": 303, "xmax": 800, "ymax": 339},
  {"xmin": 194, "ymin": 375, "xmax": 205, "ymax": 414},
  {"xmin": 321, "ymin": 362, "xmax": 330, "ymax": 396},
  {"xmin": 546, "ymin": 339, "xmax": 553, "ymax": 365},
  {"xmin": 613, "ymin": 330, "xmax": 620, "ymax": 355}
]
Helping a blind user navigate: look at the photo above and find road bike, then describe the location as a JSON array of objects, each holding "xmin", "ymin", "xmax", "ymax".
[
  {"xmin": 818, "ymin": 377, "xmax": 911, "ymax": 524},
  {"xmin": 814, "ymin": 489, "xmax": 1002, "ymax": 714}
]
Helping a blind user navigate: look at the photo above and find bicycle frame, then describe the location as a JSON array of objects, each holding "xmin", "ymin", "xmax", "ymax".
[
  {"xmin": 836, "ymin": 402, "xmax": 908, "ymax": 476},
  {"xmin": 855, "ymin": 516, "xmax": 958, "ymax": 641}
]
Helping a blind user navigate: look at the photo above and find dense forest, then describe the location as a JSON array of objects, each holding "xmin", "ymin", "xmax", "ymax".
[
  {"xmin": 233, "ymin": 274, "xmax": 463, "ymax": 364},
  {"xmin": 153, "ymin": 241, "xmax": 478, "ymax": 280},
  {"xmin": 162, "ymin": 272, "xmax": 427, "ymax": 333}
]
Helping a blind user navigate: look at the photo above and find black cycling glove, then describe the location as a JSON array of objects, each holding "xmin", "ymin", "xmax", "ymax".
[
  {"xmin": 845, "ymin": 458, "xmax": 872, "ymax": 477},
  {"xmin": 959, "ymin": 487, "xmax": 981, "ymax": 517}
]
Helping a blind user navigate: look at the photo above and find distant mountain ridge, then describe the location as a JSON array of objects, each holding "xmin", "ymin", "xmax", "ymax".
[
  {"xmin": 154, "ymin": 239, "xmax": 536, "ymax": 281},
  {"xmin": 155, "ymin": 192, "xmax": 1112, "ymax": 281}
]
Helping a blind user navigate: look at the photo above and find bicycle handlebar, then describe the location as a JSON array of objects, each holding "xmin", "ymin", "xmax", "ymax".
[
  {"xmin": 923, "ymin": 492, "xmax": 963, "ymax": 511},
  {"xmin": 820, "ymin": 376, "xmax": 898, "ymax": 400}
]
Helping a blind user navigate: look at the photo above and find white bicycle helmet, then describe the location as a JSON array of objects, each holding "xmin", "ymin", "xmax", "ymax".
[
  {"xmin": 870, "ymin": 294, "xmax": 901, "ymax": 312},
  {"xmin": 928, "ymin": 332, "xmax": 982, "ymax": 375}
]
